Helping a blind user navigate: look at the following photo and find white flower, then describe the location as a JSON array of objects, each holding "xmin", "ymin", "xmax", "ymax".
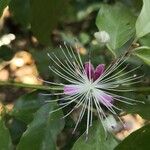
[{"xmin": 40, "ymin": 43, "xmax": 144, "ymax": 136}]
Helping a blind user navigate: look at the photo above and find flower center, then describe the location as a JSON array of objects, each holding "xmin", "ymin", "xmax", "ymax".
[{"xmin": 84, "ymin": 80, "xmax": 95, "ymax": 93}]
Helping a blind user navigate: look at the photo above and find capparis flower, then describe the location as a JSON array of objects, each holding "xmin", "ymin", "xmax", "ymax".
[{"xmin": 41, "ymin": 43, "xmax": 144, "ymax": 135}]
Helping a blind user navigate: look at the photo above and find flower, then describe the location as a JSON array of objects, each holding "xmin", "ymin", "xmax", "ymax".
[{"xmin": 42, "ymin": 43, "xmax": 144, "ymax": 135}]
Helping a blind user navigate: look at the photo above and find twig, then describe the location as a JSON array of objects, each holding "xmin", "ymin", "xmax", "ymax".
[
  {"xmin": 0, "ymin": 80, "xmax": 63, "ymax": 91},
  {"xmin": 0, "ymin": 81, "xmax": 149, "ymax": 93}
]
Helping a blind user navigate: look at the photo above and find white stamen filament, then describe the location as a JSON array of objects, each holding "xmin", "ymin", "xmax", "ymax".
[{"xmin": 41, "ymin": 44, "xmax": 144, "ymax": 135}]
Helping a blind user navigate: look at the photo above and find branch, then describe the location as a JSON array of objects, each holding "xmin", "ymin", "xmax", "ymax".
[
  {"xmin": 0, "ymin": 81, "xmax": 63, "ymax": 91},
  {"xmin": 0, "ymin": 81, "xmax": 150, "ymax": 93}
]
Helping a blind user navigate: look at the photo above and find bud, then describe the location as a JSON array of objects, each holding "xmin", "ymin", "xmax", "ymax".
[
  {"xmin": 103, "ymin": 115, "xmax": 118, "ymax": 132},
  {"xmin": 94, "ymin": 31, "xmax": 110, "ymax": 44}
]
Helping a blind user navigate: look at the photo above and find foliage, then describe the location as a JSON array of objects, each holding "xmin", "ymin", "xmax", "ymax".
[
  {"xmin": 72, "ymin": 121, "xmax": 118, "ymax": 150},
  {"xmin": 0, "ymin": 0, "xmax": 150, "ymax": 150},
  {"xmin": 133, "ymin": 46, "xmax": 150, "ymax": 65},
  {"xmin": 136, "ymin": 0, "xmax": 150, "ymax": 38},
  {"xmin": 0, "ymin": 117, "xmax": 12, "ymax": 149},
  {"xmin": 96, "ymin": 2, "xmax": 136, "ymax": 56},
  {"xmin": 17, "ymin": 103, "xmax": 64, "ymax": 150}
]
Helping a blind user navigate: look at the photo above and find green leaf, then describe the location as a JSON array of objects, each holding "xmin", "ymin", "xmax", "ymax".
[
  {"xmin": 30, "ymin": 49, "xmax": 50, "ymax": 77},
  {"xmin": 79, "ymin": 32, "xmax": 90, "ymax": 45},
  {"xmin": 115, "ymin": 124, "xmax": 150, "ymax": 150},
  {"xmin": 9, "ymin": 0, "xmax": 30, "ymax": 27},
  {"xmin": 96, "ymin": 3, "xmax": 136, "ymax": 56},
  {"xmin": 77, "ymin": 3, "xmax": 101, "ymax": 21},
  {"xmin": 133, "ymin": 46, "xmax": 150, "ymax": 65},
  {"xmin": 136, "ymin": 0, "xmax": 150, "ymax": 38},
  {"xmin": 0, "ymin": 117, "xmax": 12, "ymax": 150},
  {"xmin": 72, "ymin": 121, "xmax": 118, "ymax": 150},
  {"xmin": 30, "ymin": 0, "xmax": 67, "ymax": 45},
  {"xmin": 118, "ymin": 94, "xmax": 150, "ymax": 120},
  {"xmin": 0, "ymin": 0, "xmax": 10, "ymax": 17},
  {"xmin": 17, "ymin": 103, "xmax": 65, "ymax": 150},
  {"xmin": 12, "ymin": 90, "xmax": 48, "ymax": 124},
  {"xmin": 8, "ymin": 118, "xmax": 26, "ymax": 145},
  {"xmin": 139, "ymin": 33, "xmax": 150, "ymax": 47},
  {"xmin": 31, "ymin": 47, "xmax": 70, "ymax": 77}
]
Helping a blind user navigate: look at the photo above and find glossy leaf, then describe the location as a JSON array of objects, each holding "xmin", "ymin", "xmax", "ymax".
[
  {"xmin": 17, "ymin": 103, "xmax": 65, "ymax": 150},
  {"xmin": 115, "ymin": 124, "xmax": 150, "ymax": 150},
  {"xmin": 136, "ymin": 0, "xmax": 150, "ymax": 38},
  {"xmin": 12, "ymin": 90, "xmax": 49, "ymax": 123},
  {"xmin": 96, "ymin": 3, "xmax": 136, "ymax": 56},
  {"xmin": 72, "ymin": 121, "xmax": 118, "ymax": 150},
  {"xmin": 0, "ymin": 117, "xmax": 12, "ymax": 150},
  {"xmin": 133, "ymin": 46, "xmax": 150, "ymax": 65}
]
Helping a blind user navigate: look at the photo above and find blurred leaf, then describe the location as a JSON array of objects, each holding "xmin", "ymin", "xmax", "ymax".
[
  {"xmin": 139, "ymin": 33, "xmax": 150, "ymax": 47},
  {"xmin": 115, "ymin": 124, "xmax": 150, "ymax": 150},
  {"xmin": 12, "ymin": 90, "xmax": 49, "ymax": 124},
  {"xmin": 121, "ymin": 0, "xmax": 142, "ymax": 12},
  {"xmin": 118, "ymin": 94, "xmax": 150, "ymax": 120},
  {"xmin": 0, "ymin": 117, "xmax": 12, "ymax": 149},
  {"xmin": 30, "ymin": 49, "xmax": 50, "ymax": 77},
  {"xmin": 77, "ymin": 3, "xmax": 101, "ymax": 20},
  {"xmin": 134, "ymin": 103, "xmax": 150, "ymax": 120},
  {"xmin": 0, "ymin": 45, "xmax": 14, "ymax": 61},
  {"xmin": 8, "ymin": 118, "xmax": 26, "ymax": 145},
  {"xmin": 31, "ymin": 47, "xmax": 74, "ymax": 78},
  {"xmin": 9, "ymin": 0, "xmax": 30, "ymax": 27},
  {"xmin": 79, "ymin": 32, "xmax": 90, "ymax": 45},
  {"xmin": 133, "ymin": 46, "xmax": 150, "ymax": 65},
  {"xmin": 0, "ymin": 0, "xmax": 10, "ymax": 17},
  {"xmin": 136, "ymin": 0, "xmax": 150, "ymax": 38},
  {"xmin": 30, "ymin": 0, "xmax": 67, "ymax": 45},
  {"xmin": 61, "ymin": 117, "xmax": 78, "ymax": 150},
  {"xmin": 17, "ymin": 103, "xmax": 65, "ymax": 150},
  {"xmin": 96, "ymin": 3, "xmax": 136, "ymax": 56},
  {"xmin": 72, "ymin": 121, "xmax": 118, "ymax": 150}
]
